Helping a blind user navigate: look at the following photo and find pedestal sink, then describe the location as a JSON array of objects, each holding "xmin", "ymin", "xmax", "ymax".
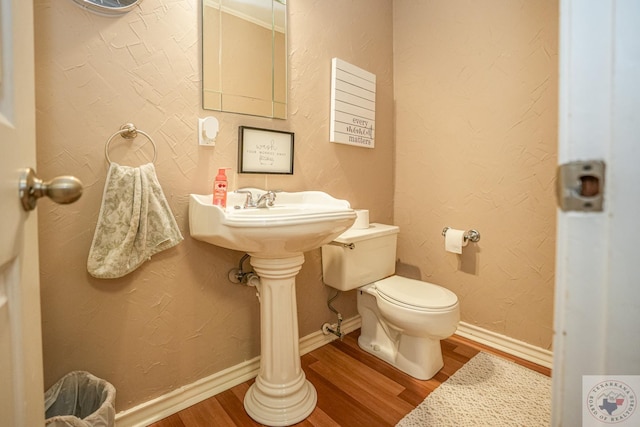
[{"xmin": 189, "ymin": 189, "xmax": 356, "ymax": 426}]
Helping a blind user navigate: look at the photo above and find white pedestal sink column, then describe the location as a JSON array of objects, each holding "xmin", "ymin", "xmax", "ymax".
[{"xmin": 244, "ymin": 254, "xmax": 317, "ymax": 426}]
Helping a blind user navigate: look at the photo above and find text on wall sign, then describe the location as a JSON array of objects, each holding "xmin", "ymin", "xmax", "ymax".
[{"xmin": 330, "ymin": 58, "xmax": 376, "ymax": 148}]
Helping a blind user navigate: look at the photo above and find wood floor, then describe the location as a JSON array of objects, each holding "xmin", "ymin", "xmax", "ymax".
[{"xmin": 149, "ymin": 330, "xmax": 551, "ymax": 427}]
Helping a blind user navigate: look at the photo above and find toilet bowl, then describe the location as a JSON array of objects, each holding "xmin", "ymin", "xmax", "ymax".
[
  {"xmin": 358, "ymin": 277, "xmax": 459, "ymax": 379},
  {"xmin": 321, "ymin": 223, "xmax": 460, "ymax": 380}
]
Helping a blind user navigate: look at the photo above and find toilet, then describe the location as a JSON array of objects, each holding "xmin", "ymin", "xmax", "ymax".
[{"xmin": 321, "ymin": 223, "xmax": 460, "ymax": 380}]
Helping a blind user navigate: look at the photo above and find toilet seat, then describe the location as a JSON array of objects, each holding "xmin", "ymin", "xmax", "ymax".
[{"xmin": 374, "ymin": 276, "xmax": 458, "ymax": 312}]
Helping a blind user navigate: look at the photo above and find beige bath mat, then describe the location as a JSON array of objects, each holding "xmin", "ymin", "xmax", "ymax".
[{"xmin": 396, "ymin": 352, "xmax": 551, "ymax": 426}]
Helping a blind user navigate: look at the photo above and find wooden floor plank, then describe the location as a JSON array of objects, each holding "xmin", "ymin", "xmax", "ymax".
[
  {"xmin": 305, "ymin": 367, "xmax": 391, "ymax": 427},
  {"xmin": 149, "ymin": 330, "xmax": 551, "ymax": 426},
  {"xmin": 178, "ymin": 397, "xmax": 236, "ymax": 427},
  {"xmin": 230, "ymin": 381, "xmax": 252, "ymax": 407},
  {"xmin": 148, "ymin": 413, "xmax": 185, "ymax": 427},
  {"xmin": 448, "ymin": 334, "xmax": 552, "ymax": 376},
  {"xmin": 303, "ymin": 406, "xmax": 340, "ymax": 427},
  {"xmin": 329, "ymin": 336, "xmax": 434, "ymax": 398},
  {"xmin": 215, "ymin": 389, "xmax": 260, "ymax": 427},
  {"xmin": 310, "ymin": 344, "xmax": 406, "ymax": 396},
  {"xmin": 308, "ymin": 357, "xmax": 413, "ymax": 423}
]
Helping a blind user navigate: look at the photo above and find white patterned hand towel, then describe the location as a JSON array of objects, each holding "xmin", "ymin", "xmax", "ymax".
[{"xmin": 87, "ymin": 163, "xmax": 183, "ymax": 279}]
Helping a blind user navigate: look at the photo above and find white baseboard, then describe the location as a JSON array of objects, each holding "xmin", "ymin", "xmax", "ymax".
[
  {"xmin": 116, "ymin": 317, "xmax": 551, "ymax": 426},
  {"xmin": 455, "ymin": 321, "xmax": 553, "ymax": 369},
  {"xmin": 115, "ymin": 316, "xmax": 361, "ymax": 427}
]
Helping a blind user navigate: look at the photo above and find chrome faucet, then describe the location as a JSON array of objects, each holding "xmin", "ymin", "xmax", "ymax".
[
  {"xmin": 255, "ymin": 191, "xmax": 277, "ymax": 208},
  {"xmin": 235, "ymin": 189, "xmax": 278, "ymax": 208}
]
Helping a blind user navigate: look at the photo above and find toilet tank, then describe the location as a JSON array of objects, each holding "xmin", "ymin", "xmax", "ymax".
[{"xmin": 321, "ymin": 223, "xmax": 399, "ymax": 291}]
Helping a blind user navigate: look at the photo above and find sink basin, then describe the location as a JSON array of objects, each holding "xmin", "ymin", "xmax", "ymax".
[{"xmin": 189, "ymin": 189, "xmax": 356, "ymax": 257}]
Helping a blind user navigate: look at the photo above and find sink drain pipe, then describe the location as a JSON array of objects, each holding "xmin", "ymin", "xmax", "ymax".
[{"xmin": 321, "ymin": 288, "xmax": 344, "ymax": 339}]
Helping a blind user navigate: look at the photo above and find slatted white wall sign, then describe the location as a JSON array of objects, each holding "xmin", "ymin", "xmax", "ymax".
[{"xmin": 330, "ymin": 58, "xmax": 376, "ymax": 148}]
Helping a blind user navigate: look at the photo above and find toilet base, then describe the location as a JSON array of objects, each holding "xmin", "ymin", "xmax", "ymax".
[
  {"xmin": 357, "ymin": 288, "xmax": 446, "ymax": 380},
  {"xmin": 358, "ymin": 329, "xmax": 444, "ymax": 380}
]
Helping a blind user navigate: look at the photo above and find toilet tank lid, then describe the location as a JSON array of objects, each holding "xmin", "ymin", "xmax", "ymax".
[{"xmin": 332, "ymin": 223, "xmax": 399, "ymax": 244}]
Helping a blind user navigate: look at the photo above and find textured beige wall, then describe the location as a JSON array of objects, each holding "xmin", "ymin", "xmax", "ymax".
[
  {"xmin": 35, "ymin": 0, "xmax": 557, "ymax": 413},
  {"xmin": 393, "ymin": 0, "xmax": 558, "ymax": 349},
  {"xmin": 34, "ymin": 0, "xmax": 394, "ymax": 411}
]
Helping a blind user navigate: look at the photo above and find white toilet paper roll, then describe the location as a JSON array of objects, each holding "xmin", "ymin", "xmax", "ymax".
[
  {"xmin": 352, "ymin": 209, "xmax": 370, "ymax": 229},
  {"xmin": 445, "ymin": 228, "xmax": 468, "ymax": 254}
]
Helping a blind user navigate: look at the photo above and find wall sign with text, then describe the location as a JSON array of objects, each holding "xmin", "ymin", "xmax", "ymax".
[{"xmin": 330, "ymin": 58, "xmax": 376, "ymax": 149}]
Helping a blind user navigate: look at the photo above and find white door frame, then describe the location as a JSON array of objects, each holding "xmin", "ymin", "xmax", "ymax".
[{"xmin": 553, "ymin": 0, "xmax": 640, "ymax": 424}]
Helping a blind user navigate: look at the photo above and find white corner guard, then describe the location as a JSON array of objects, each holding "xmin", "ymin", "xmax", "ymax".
[
  {"xmin": 455, "ymin": 321, "xmax": 553, "ymax": 369},
  {"xmin": 115, "ymin": 316, "xmax": 362, "ymax": 427}
]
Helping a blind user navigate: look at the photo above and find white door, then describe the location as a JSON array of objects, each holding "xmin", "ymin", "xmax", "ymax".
[
  {"xmin": 553, "ymin": 0, "xmax": 640, "ymax": 425},
  {"xmin": 0, "ymin": 0, "xmax": 45, "ymax": 426}
]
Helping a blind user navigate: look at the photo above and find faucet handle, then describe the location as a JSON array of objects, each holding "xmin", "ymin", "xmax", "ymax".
[
  {"xmin": 235, "ymin": 189, "xmax": 255, "ymax": 208},
  {"xmin": 266, "ymin": 190, "xmax": 283, "ymax": 206},
  {"xmin": 265, "ymin": 191, "xmax": 276, "ymax": 207},
  {"xmin": 256, "ymin": 190, "xmax": 278, "ymax": 208}
]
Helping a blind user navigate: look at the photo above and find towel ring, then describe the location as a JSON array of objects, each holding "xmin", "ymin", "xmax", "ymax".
[{"xmin": 104, "ymin": 123, "xmax": 157, "ymax": 165}]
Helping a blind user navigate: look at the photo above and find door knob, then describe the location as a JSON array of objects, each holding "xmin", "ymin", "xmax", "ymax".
[{"xmin": 19, "ymin": 168, "xmax": 83, "ymax": 212}]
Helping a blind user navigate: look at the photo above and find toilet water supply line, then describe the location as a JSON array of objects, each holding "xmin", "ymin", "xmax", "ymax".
[
  {"xmin": 322, "ymin": 288, "xmax": 398, "ymax": 347},
  {"xmin": 322, "ymin": 288, "xmax": 345, "ymax": 339}
]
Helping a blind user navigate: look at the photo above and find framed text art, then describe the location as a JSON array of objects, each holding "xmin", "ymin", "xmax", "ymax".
[{"xmin": 238, "ymin": 126, "xmax": 294, "ymax": 174}]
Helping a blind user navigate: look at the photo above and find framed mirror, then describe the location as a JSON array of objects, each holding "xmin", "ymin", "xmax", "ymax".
[{"xmin": 202, "ymin": 0, "xmax": 287, "ymax": 119}]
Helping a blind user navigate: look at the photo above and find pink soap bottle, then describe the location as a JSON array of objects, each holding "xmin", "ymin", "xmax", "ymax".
[{"xmin": 212, "ymin": 168, "xmax": 228, "ymax": 208}]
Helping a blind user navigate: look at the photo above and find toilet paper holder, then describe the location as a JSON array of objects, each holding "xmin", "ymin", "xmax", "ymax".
[{"xmin": 442, "ymin": 227, "xmax": 481, "ymax": 243}]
